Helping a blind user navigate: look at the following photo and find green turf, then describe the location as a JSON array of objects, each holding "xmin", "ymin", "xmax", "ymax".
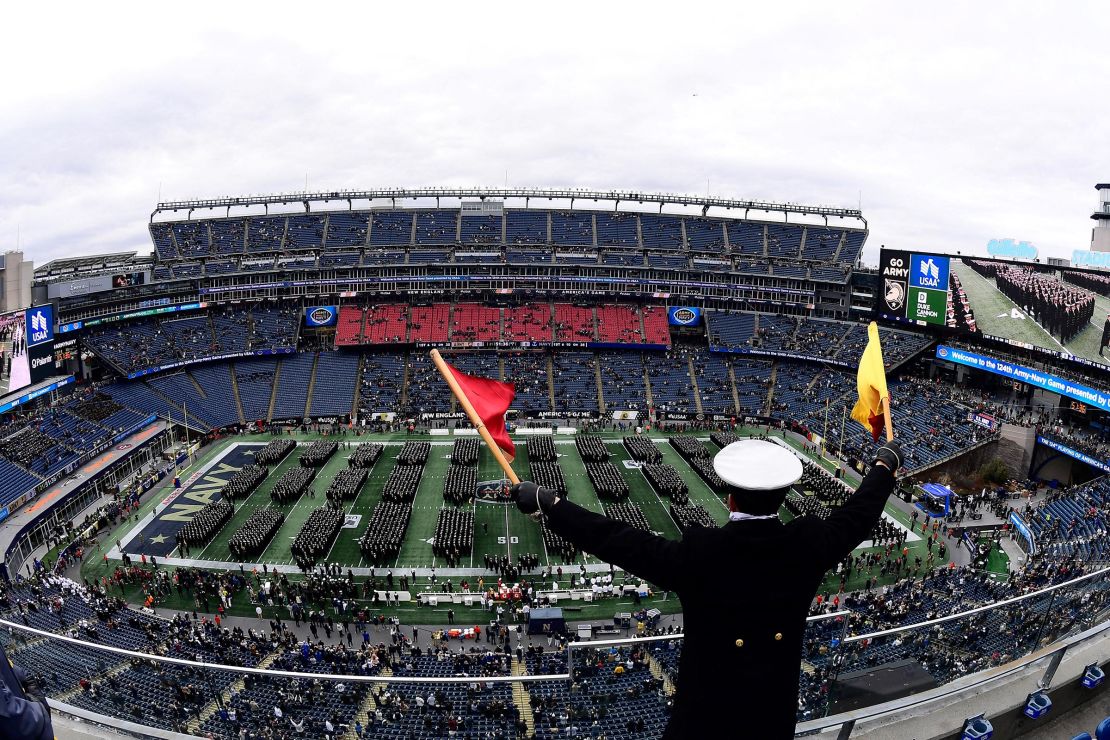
[{"xmin": 81, "ymin": 429, "xmax": 952, "ymax": 623}]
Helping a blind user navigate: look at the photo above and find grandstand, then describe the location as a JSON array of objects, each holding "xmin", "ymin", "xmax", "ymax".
[{"xmin": 5, "ymin": 188, "xmax": 1110, "ymax": 739}]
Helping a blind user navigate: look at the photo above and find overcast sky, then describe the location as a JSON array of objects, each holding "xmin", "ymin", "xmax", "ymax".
[{"xmin": 2, "ymin": 2, "xmax": 1108, "ymax": 268}]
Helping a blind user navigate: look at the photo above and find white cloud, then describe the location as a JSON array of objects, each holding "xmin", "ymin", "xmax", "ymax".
[{"xmin": 1, "ymin": 1, "xmax": 1108, "ymax": 266}]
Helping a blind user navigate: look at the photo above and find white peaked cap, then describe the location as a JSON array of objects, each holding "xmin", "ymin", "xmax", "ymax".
[{"xmin": 712, "ymin": 440, "xmax": 803, "ymax": 491}]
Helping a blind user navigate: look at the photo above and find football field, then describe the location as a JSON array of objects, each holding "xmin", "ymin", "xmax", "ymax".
[
  {"xmin": 107, "ymin": 430, "xmax": 941, "ymax": 594},
  {"xmin": 116, "ymin": 432, "xmax": 736, "ymax": 572}
]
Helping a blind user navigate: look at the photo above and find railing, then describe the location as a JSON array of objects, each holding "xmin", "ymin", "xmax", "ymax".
[{"xmin": 3, "ymin": 565, "xmax": 1108, "ymax": 738}]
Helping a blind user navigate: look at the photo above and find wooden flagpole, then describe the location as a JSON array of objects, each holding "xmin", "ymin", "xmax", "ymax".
[
  {"xmin": 429, "ymin": 349, "xmax": 520, "ymax": 485},
  {"xmin": 881, "ymin": 395, "xmax": 894, "ymax": 442}
]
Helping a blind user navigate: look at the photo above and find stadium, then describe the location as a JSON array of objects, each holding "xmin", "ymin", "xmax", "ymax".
[{"xmin": 1, "ymin": 186, "xmax": 1109, "ymax": 740}]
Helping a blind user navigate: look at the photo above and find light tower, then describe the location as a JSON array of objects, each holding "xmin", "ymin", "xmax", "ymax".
[{"xmin": 1092, "ymin": 183, "xmax": 1110, "ymax": 252}]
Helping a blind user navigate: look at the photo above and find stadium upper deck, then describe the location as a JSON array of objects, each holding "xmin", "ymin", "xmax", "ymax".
[{"xmin": 38, "ymin": 189, "xmax": 869, "ymax": 325}]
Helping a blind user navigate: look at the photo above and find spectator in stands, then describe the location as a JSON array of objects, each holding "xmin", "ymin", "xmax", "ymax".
[{"xmin": 514, "ymin": 437, "xmax": 902, "ymax": 738}]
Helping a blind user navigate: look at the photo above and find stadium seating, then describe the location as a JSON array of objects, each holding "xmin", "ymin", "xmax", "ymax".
[
  {"xmin": 550, "ymin": 211, "xmax": 594, "ymax": 246},
  {"xmin": 233, "ymin": 358, "xmax": 278, "ymax": 422},
  {"xmin": 358, "ymin": 352, "xmax": 405, "ymax": 414},
  {"xmin": 307, "ymin": 352, "xmax": 359, "ymax": 416},
  {"xmin": 415, "ymin": 210, "xmax": 457, "ymax": 244},
  {"xmin": 595, "ymin": 212, "xmax": 639, "ymax": 246},
  {"xmin": 452, "ymin": 304, "xmax": 501, "ymax": 342},
  {"xmin": 370, "ymin": 211, "xmax": 414, "ymax": 246},
  {"xmin": 596, "ymin": 305, "xmax": 642, "ymax": 344},
  {"xmin": 504, "ymin": 303, "xmax": 553, "ymax": 342},
  {"xmin": 553, "ymin": 304, "xmax": 595, "ymax": 342},
  {"xmin": 642, "ymin": 306, "xmax": 670, "ymax": 345},
  {"xmin": 364, "ymin": 304, "xmax": 409, "ymax": 345},
  {"xmin": 271, "ymin": 353, "xmax": 314, "ymax": 419},
  {"xmin": 334, "ymin": 305, "xmax": 365, "ymax": 346},
  {"xmin": 645, "ymin": 350, "xmax": 697, "ymax": 414},
  {"xmin": 325, "ymin": 211, "xmax": 369, "ymax": 247},
  {"xmin": 506, "ymin": 210, "xmax": 548, "ymax": 244},
  {"xmin": 501, "ymin": 353, "xmax": 551, "ymax": 413},
  {"xmin": 550, "ymin": 352, "xmax": 600, "ymax": 411},
  {"xmin": 597, "ymin": 352, "xmax": 648, "ymax": 411},
  {"xmin": 409, "ymin": 305, "xmax": 451, "ymax": 343}
]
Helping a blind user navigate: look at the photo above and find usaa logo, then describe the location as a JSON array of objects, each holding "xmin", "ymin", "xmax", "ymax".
[
  {"xmin": 672, "ymin": 308, "xmax": 698, "ymax": 324},
  {"xmin": 308, "ymin": 307, "xmax": 334, "ymax": 325}
]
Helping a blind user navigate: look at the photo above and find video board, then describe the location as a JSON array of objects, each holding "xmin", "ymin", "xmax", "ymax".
[
  {"xmin": 879, "ymin": 248, "xmax": 1110, "ymax": 372},
  {"xmin": 0, "ymin": 304, "xmax": 57, "ymax": 398}
]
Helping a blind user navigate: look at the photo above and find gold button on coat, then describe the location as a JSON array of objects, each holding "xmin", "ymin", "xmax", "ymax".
[
  {"xmin": 774, "ymin": 633, "xmax": 783, "ymax": 641},
  {"xmin": 734, "ymin": 639, "xmax": 744, "ymax": 648}
]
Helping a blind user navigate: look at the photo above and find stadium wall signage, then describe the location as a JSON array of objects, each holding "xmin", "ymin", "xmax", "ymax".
[
  {"xmin": 708, "ymin": 345, "xmax": 854, "ymax": 369},
  {"xmin": 1007, "ymin": 513, "xmax": 1037, "ymax": 556},
  {"xmin": 0, "ymin": 376, "xmax": 75, "ymax": 414},
  {"xmin": 937, "ymin": 345, "xmax": 1110, "ymax": 412},
  {"xmin": 536, "ymin": 411, "xmax": 598, "ymax": 419},
  {"xmin": 126, "ymin": 347, "xmax": 295, "ymax": 379},
  {"xmin": 1036, "ymin": 435, "xmax": 1110, "ymax": 476},
  {"xmin": 413, "ymin": 340, "xmax": 671, "ymax": 351},
  {"xmin": 304, "ymin": 305, "xmax": 339, "ymax": 327},
  {"xmin": 58, "ymin": 301, "xmax": 209, "ymax": 333}
]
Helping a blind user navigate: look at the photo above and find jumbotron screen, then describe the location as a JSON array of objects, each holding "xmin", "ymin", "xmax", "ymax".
[
  {"xmin": 879, "ymin": 248, "xmax": 1110, "ymax": 370},
  {"xmin": 0, "ymin": 304, "xmax": 56, "ymax": 398}
]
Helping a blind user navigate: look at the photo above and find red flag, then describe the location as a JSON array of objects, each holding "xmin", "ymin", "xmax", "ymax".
[{"xmin": 445, "ymin": 363, "xmax": 516, "ymax": 461}]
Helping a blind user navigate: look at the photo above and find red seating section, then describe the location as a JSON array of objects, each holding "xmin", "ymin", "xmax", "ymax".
[
  {"xmin": 554, "ymin": 304, "xmax": 596, "ymax": 341},
  {"xmin": 452, "ymin": 304, "xmax": 501, "ymax": 342},
  {"xmin": 364, "ymin": 304, "xmax": 408, "ymax": 344},
  {"xmin": 596, "ymin": 305, "xmax": 642, "ymax": 343},
  {"xmin": 641, "ymin": 306, "xmax": 671, "ymax": 345},
  {"xmin": 504, "ymin": 303, "xmax": 553, "ymax": 341},
  {"xmin": 334, "ymin": 306, "xmax": 365, "ymax": 347},
  {"xmin": 333, "ymin": 303, "xmax": 672, "ymax": 346},
  {"xmin": 410, "ymin": 304, "xmax": 451, "ymax": 342}
]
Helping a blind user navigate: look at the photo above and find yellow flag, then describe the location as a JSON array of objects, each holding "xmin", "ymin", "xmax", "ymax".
[{"xmin": 850, "ymin": 321, "xmax": 890, "ymax": 441}]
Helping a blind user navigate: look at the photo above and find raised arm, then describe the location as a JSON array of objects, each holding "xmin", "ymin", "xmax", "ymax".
[
  {"xmin": 806, "ymin": 442, "xmax": 901, "ymax": 569},
  {"xmin": 513, "ymin": 483, "xmax": 686, "ymax": 592}
]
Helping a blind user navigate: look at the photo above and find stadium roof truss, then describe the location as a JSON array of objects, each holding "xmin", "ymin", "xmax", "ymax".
[{"xmin": 151, "ymin": 187, "xmax": 867, "ymax": 228}]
